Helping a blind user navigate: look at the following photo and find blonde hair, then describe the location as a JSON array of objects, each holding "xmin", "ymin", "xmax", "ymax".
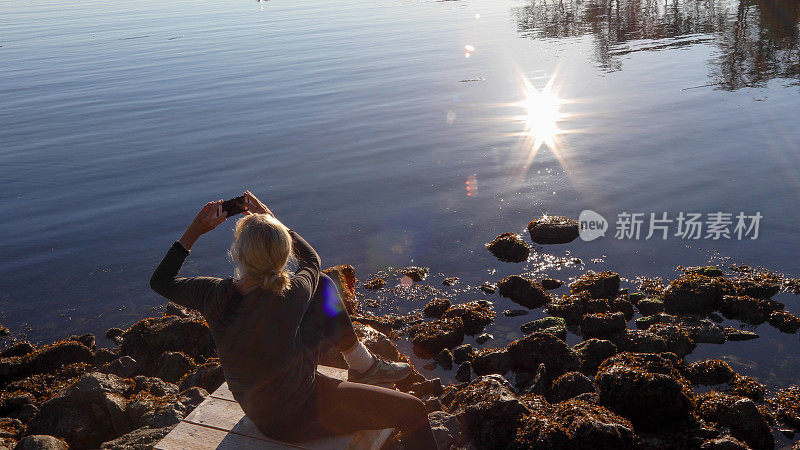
[{"xmin": 230, "ymin": 214, "xmax": 293, "ymax": 294}]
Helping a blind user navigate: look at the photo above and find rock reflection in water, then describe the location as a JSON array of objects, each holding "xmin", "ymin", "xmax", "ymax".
[{"xmin": 512, "ymin": 0, "xmax": 800, "ymax": 89}]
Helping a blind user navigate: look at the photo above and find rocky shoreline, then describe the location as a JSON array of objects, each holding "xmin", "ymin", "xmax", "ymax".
[{"xmin": 2, "ymin": 217, "xmax": 800, "ymax": 449}]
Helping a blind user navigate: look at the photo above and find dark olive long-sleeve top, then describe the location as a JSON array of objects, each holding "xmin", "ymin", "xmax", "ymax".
[{"xmin": 149, "ymin": 229, "xmax": 321, "ymax": 425}]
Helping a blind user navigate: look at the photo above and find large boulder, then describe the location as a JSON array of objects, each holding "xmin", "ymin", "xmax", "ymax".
[
  {"xmin": 662, "ymin": 274, "xmax": 733, "ymax": 315},
  {"xmin": 119, "ymin": 316, "xmax": 214, "ymax": 365},
  {"xmin": 508, "ymin": 332, "xmax": 580, "ymax": 379},
  {"xmin": 527, "ymin": 216, "xmax": 579, "ymax": 244},
  {"xmin": 486, "ymin": 233, "xmax": 530, "ymax": 263},
  {"xmin": 448, "ymin": 375, "xmax": 530, "ymax": 449},
  {"xmin": 2, "ymin": 341, "xmax": 94, "ymax": 387},
  {"xmin": 696, "ymin": 393, "xmax": 774, "ymax": 450},
  {"xmin": 498, "ymin": 275, "xmax": 551, "ymax": 309},
  {"xmin": 570, "ymin": 272, "xmax": 620, "ymax": 299},
  {"xmin": 27, "ymin": 372, "xmax": 134, "ymax": 448},
  {"xmin": 595, "ymin": 353, "xmax": 693, "ymax": 429}
]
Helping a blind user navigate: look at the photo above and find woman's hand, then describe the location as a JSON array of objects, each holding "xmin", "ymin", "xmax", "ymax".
[
  {"xmin": 179, "ymin": 200, "xmax": 228, "ymax": 250},
  {"xmin": 242, "ymin": 190, "xmax": 274, "ymax": 217}
]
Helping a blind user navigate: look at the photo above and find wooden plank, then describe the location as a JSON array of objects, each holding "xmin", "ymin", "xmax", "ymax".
[
  {"xmin": 154, "ymin": 421, "xmax": 306, "ymax": 450},
  {"xmin": 158, "ymin": 365, "xmax": 393, "ymax": 450}
]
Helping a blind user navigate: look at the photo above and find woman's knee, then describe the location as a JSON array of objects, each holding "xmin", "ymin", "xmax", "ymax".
[{"xmin": 396, "ymin": 393, "xmax": 429, "ymax": 427}]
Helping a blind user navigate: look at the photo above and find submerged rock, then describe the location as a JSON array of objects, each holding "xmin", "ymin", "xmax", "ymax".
[
  {"xmin": 527, "ymin": 215, "xmax": 579, "ymax": 244},
  {"xmin": 442, "ymin": 277, "xmax": 459, "ymax": 286},
  {"xmin": 504, "ymin": 309, "xmax": 529, "ymax": 317},
  {"xmin": 696, "ymin": 392, "xmax": 774, "ymax": 450},
  {"xmin": 498, "ymin": 275, "xmax": 550, "ymax": 309},
  {"xmin": 486, "ymin": 233, "xmax": 530, "ymax": 263},
  {"xmin": 479, "ymin": 282, "xmax": 497, "ymax": 294},
  {"xmin": 570, "ymin": 271, "xmax": 620, "ymax": 299}
]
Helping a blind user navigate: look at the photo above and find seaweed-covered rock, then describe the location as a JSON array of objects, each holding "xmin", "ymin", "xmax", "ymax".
[
  {"xmin": 179, "ymin": 358, "xmax": 224, "ymax": 393},
  {"xmin": 509, "ymin": 411, "xmax": 570, "ymax": 450},
  {"xmin": 549, "ymin": 371, "xmax": 596, "ymax": 403},
  {"xmin": 768, "ymin": 310, "xmax": 800, "ymax": 334},
  {"xmin": 409, "ymin": 317, "xmax": 465, "ymax": 358},
  {"xmin": 1, "ymin": 341, "xmax": 35, "ymax": 358},
  {"xmin": 472, "ymin": 349, "xmax": 512, "ymax": 376},
  {"xmin": 154, "ymin": 351, "xmax": 196, "ymax": 383},
  {"xmin": 619, "ymin": 329, "xmax": 669, "ymax": 354},
  {"xmin": 520, "ymin": 316, "xmax": 567, "ymax": 338},
  {"xmin": 449, "ymin": 375, "xmax": 530, "ymax": 449},
  {"xmin": 719, "ymin": 295, "xmax": 769, "ymax": 324},
  {"xmin": 700, "ymin": 436, "xmax": 749, "ymax": 450},
  {"xmin": 119, "ymin": 316, "xmax": 214, "ymax": 366},
  {"xmin": 363, "ymin": 277, "xmax": 386, "ymax": 290},
  {"xmin": 662, "ymin": 274, "xmax": 733, "ymax": 315},
  {"xmin": 552, "ymin": 399, "xmax": 634, "ymax": 448},
  {"xmin": 441, "ymin": 301, "xmax": 495, "ymax": 336},
  {"xmin": 527, "ymin": 216, "xmax": 580, "ymax": 244},
  {"xmin": 732, "ymin": 274, "xmax": 781, "ymax": 299},
  {"xmin": 727, "ymin": 374, "xmax": 765, "ymax": 402},
  {"xmin": 696, "ymin": 393, "xmax": 774, "ymax": 450},
  {"xmin": 486, "ymin": 233, "xmax": 531, "ymax": 263},
  {"xmin": 686, "ymin": 360, "xmax": 736, "ymax": 385},
  {"xmin": 452, "ymin": 344, "xmax": 477, "ymax": 365},
  {"xmin": 423, "ymin": 298, "xmax": 450, "ymax": 318},
  {"xmin": 581, "ymin": 312, "xmax": 626, "ymax": 339},
  {"xmin": 681, "ymin": 317, "xmax": 727, "ymax": 344},
  {"xmin": 608, "ymin": 298, "xmax": 635, "ymax": 321},
  {"xmin": 686, "ymin": 266, "xmax": 725, "ymax": 277},
  {"xmin": 570, "ymin": 272, "xmax": 621, "ymax": 299},
  {"xmin": 400, "ymin": 266, "xmax": 429, "ymax": 282},
  {"xmin": 723, "ymin": 328, "xmax": 759, "ymax": 341},
  {"xmin": 455, "ymin": 361, "xmax": 472, "ymax": 382},
  {"xmin": 498, "ymin": 275, "xmax": 550, "ymax": 309},
  {"xmin": 647, "ymin": 323, "xmax": 696, "ymax": 357},
  {"xmin": 434, "ymin": 349, "xmax": 454, "ymax": 370},
  {"xmin": 595, "ymin": 352, "xmax": 693, "ymax": 429},
  {"xmin": 504, "ymin": 309, "xmax": 529, "ymax": 317},
  {"xmin": 573, "ymin": 339, "xmax": 617, "ymax": 375},
  {"xmin": 546, "ymin": 294, "xmax": 587, "ymax": 325},
  {"xmin": 480, "ymin": 282, "xmax": 497, "ymax": 294},
  {"xmin": 508, "ymin": 332, "xmax": 579, "ymax": 379},
  {"xmin": 768, "ymin": 386, "xmax": 800, "ymax": 431},
  {"xmin": 636, "ymin": 298, "xmax": 665, "ymax": 316},
  {"xmin": 539, "ymin": 279, "xmax": 564, "ymax": 291},
  {"xmin": 475, "ymin": 333, "xmax": 493, "ymax": 344}
]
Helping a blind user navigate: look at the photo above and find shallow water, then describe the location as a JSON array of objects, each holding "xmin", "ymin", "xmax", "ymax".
[{"xmin": 2, "ymin": 0, "xmax": 800, "ymax": 388}]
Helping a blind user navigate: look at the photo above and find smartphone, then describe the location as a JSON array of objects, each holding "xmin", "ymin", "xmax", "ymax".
[{"xmin": 221, "ymin": 195, "xmax": 246, "ymax": 217}]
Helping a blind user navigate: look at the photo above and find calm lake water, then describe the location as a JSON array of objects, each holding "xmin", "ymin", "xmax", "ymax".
[{"xmin": 2, "ymin": 0, "xmax": 800, "ymax": 389}]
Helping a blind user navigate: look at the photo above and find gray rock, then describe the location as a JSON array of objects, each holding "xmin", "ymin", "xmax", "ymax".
[
  {"xmin": 428, "ymin": 411, "xmax": 460, "ymax": 450},
  {"xmin": 101, "ymin": 356, "xmax": 138, "ymax": 378},
  {"xmin": 100, "ymin": 426, "xmax": 173, "ymax": 450},
  {"xmin": 13, "ymin": 435, "xmax": 68, "ymax": 450}
]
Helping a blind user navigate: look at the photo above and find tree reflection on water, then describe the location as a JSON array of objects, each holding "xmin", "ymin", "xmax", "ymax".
[{"xmin": 512, "ymin": 0, "xmax": 800, "ymax": 89}]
